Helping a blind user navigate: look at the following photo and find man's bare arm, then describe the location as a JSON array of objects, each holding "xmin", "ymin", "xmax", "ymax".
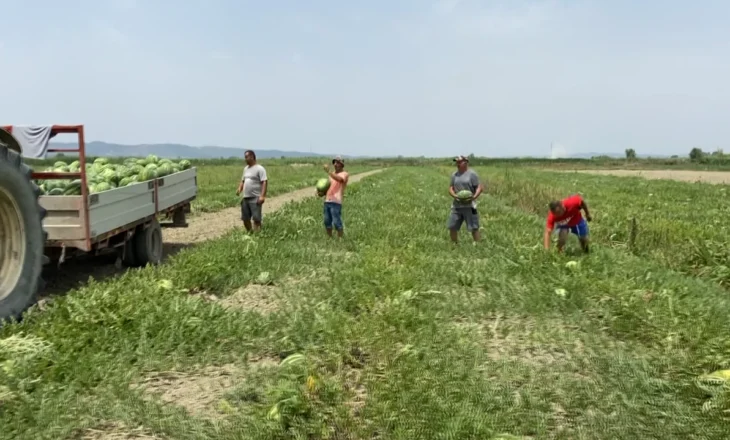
[
  {"xmin": 543, "ymin": 227, "xmax": 553, "ymax": 249},
  {"xmin": 473, "ymin": 183, "xmax": 484, "ymax": 200},
  {"xmin": 449, "ymin": 186, "xmax": 458, "ymax": 199},
  {"xmin": 261, "ymin": 180, "xmax": 268, "ymax": 197},
  {"xmin": 328, "ymin": 171, "xmax": 345, "ymax": 183},
  {"xmin": 581, "ymin": 200, "xmax": 592, "ymax": 220}
]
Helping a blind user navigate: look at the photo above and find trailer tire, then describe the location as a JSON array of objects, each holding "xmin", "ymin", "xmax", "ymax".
[
  {"xmin": 134, "ymin": 219, "xmax": 163, "ymax": 266},
  {"xmin": 121, "ymin": 237, "xmax": 139, "ymax": 267},
  {"xmin": 0, "ymin": 141, "xmax": 46, "ymax": 322}
]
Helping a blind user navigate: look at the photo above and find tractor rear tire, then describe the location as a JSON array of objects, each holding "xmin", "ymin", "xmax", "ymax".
[{"xmin": 0, "ymin": 144, "xmax": 46, "ymax": 322}]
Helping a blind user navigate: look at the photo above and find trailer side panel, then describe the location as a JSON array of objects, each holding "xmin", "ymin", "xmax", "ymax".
[
  {"xmin": 157, "ymin": 168, "xmax": 197, "ymax": 212},
  {"xmin": 87, "ymin": 182, "xmax": 156, "ymax": 237},
  {"xmin": 39, "ymin": 195, "xmax": 86, "ymax": 241}
]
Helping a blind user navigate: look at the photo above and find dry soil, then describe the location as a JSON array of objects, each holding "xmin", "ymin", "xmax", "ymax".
[{"xmin": 573, "ymin": 169, "xmax": 730, "ymax": 184}]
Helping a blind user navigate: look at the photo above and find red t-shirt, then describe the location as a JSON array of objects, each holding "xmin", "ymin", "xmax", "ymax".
[{"xmin": 546, "ymin": 195, "xmax": 583, "ymax": 229}]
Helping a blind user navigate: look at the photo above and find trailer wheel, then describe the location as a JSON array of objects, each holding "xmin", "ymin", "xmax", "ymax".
[
  {"xmin": 0, "ymin": 141, "xmax": 46, "ymax": 322},
  {"xmin": 134, "ymin": 219, "xmax": 163, "ymax": 266},
  {"xmin": 121, "ymin": 237, "xmax": 139, "ymax": 267}
]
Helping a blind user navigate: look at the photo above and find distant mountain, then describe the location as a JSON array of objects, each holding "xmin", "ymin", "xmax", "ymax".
[{"xmin": 49, "ymin": 141, "xmax": 328, "ymax": 159}]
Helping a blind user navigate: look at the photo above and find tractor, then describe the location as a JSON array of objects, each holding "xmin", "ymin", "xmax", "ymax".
[{"xmin": 0, "ymin": 127, "xmax": 47, "ymax": 322}]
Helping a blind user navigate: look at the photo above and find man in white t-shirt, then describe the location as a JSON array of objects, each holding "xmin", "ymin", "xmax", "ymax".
[{"xmin": 236, "ymin": 150, "xmax": 268, "ymax": 232}]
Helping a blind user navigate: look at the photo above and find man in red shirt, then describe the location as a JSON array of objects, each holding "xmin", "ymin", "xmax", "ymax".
[{"xmin": 543, "ymin": 194, "xmax": 593, "ymax": 253}]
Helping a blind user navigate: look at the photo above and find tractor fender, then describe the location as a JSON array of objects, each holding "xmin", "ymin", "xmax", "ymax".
[{"xmin": 0, "ymin": 128, "xmax": 22, "ymax": 154}]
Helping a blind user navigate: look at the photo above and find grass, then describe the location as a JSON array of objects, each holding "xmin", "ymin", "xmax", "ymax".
[
  {"xmin": 2, "ymin": 165, "xmax": 730, "ymax": 439},
  {"xmin": 481, "ymin": 166, "xmax": 730, "ymax": 289},
  {"xmin": 193, "ymin": 159, "xmax": 377, "ymax": 213}
]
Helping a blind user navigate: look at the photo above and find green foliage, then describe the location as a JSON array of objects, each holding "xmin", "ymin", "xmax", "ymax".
[
  {"xmin": 1, "ymin": 165, "xmax": 729, "ymax": 438},
  {"xmin": 484, "ymin": 166, "xmax": 730, "ymax": 288}
]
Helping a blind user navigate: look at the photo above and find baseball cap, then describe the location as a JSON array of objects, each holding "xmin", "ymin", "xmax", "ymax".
[
  {"xmin": 332, "ymin": 155, "xmax": 345, "ymax": 164},
  {"xmin": 453, "ymin": 155, "xmax": 469, "ymax": 163}
]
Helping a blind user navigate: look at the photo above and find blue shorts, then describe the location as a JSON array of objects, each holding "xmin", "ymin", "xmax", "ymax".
[
  {"xmin": 324, "ymin": 202, "xmax": 343, "ymax": 230},
  {"xmin": 556, "ymin": 218, "xmax": 589, "ymax": 238}
]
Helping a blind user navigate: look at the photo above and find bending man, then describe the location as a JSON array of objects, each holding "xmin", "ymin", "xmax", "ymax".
[{"xmin": 544, "ymin": 194, "xmax": 592, "ymax": 253}]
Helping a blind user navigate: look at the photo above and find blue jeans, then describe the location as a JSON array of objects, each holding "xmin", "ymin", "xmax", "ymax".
[{"xmin": 323, "ymin": 202, "xmax": 343, "ymax": 230}]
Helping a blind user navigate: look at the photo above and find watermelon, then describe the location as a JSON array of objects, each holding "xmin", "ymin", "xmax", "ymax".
[
  {"xmin": 118, "ymin": 177, "xmax": 135, "ymax": 187},
  {"xmin": 118, "ymin": 166, "xmax": 136, "ymax": 179},
  {"xmin": 92, "ymin": 182, "xmax": 112, "ymax": 193},
  {"xmin": 38, "ymin": 156, "xmax": 193, "ymax": 195},
  {"xmin": 44, "ymin": 180, "xmax": 65, "ymax": 192},
  {"xmin": 456, "ymin": 189, "xmax": 473, "ymax": 201},
  {"xmin": 100, "ymin": 168, "xmax": 119, "ymax": 185},
  {"xmin": 315, "ymin": 178, "xmax": 330, "ymax": 194},
  {"xmin": 63, "ymin": 180, "xmax": 83, "ymax": 195},
  {"xmin": 157, "ymin": 164, "xmax": 173, "ymax": 177},
  {"xmin": 138, "ymin": 168, "xmax": 157, "ymax": 181}
]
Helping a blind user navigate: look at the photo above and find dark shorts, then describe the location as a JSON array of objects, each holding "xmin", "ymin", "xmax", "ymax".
[
  {"xmin": 323, "ymin": 202, "xmax": 343, "ymax": 230},
  {"xmin": 447, "ymin": 206, "xmax": 480, "ymax": 231},
  {"xmin": 556, "ymin": 218, "xmax": 589, "ymax": 238},
  {"xmin": 241, "ymin": 197, "xmax": 262, "ymax": 223}
]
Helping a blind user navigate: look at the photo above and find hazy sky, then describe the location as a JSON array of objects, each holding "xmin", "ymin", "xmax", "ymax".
[{"xmin": 2, "ymin": 0, "xmax": 729, "ymax": 157}]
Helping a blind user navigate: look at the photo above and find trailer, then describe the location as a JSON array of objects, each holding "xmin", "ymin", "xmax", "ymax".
[{"xmin": 0, "ymin": 125, "xmax": 197, "ymax": 320}]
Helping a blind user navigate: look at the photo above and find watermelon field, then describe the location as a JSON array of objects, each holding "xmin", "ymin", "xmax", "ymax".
[{"xmin": 2, "ymin": 160, "xmax": 730, "ymax": 439}]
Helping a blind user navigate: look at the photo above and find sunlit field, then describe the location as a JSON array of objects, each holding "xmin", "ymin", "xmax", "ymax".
[{"xmin": 3, "ymin": 159, "xmax": 730, "ymax": 439}]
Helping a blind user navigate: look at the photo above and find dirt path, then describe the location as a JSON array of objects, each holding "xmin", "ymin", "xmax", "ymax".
[
  {"xmin": 41, "ymin": 169, "xmax": 383, "ymax": 296},
  {"xmin": 163, "ymin": 169, "xmax": 383, "ymax": 245},
  {"xmin": 573, "ymin": 169, "xmax": 730, "ymax": 184}
]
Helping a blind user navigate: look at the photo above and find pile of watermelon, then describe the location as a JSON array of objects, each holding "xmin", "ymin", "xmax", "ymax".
[{"xmin": 36, "ymin": 155, "xmax": 192, "ymax": 196}]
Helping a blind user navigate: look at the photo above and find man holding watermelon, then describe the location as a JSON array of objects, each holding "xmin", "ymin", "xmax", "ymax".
[
  {"xmin": 447, "ymin": 155, "xmax": 484, "ymax": 243},
  {"xmin": 543, "ymin": 194, "xmax": 592, "ymax": 253},
  {"xmin": 317, "ymin": 156, "xmax": 349, "ymax": 238}
]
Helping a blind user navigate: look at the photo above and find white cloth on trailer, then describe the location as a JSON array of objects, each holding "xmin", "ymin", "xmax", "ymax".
[{"xmin": 8, "ymin": 125, "xmax": 54, "ymax": 159}]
